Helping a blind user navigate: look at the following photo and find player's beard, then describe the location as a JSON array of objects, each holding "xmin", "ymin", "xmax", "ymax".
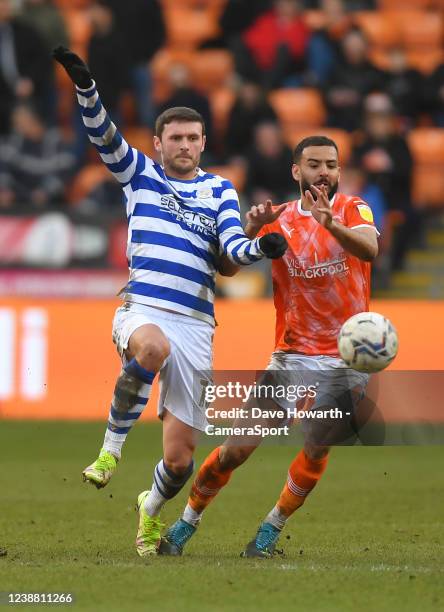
[
  {"xmin": 300, "ymin": 178, "xmax": 339, "ymax": 201},
  {"xmin": 167, "ymin": 154, "xmax": 200, "ymax": 177}
]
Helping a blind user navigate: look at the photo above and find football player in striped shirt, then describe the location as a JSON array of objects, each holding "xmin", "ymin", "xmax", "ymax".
[
  {"xmin": 53, "ymin": 47, "xmax": 287, "ymax": 557},
  {"xmin": 161, "ymin": 135, "xmax": 379, "ymax": 558}
]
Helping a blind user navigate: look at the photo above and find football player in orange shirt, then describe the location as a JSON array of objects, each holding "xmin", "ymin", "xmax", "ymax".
[{"xmin": 159, "ymin": 135, "xmax": 379, "ymax": 557}]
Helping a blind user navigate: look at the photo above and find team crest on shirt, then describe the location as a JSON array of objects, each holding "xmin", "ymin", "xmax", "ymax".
[
  {"xmin": 197, "ymin": 188, "xmax": 213, "ymax": 199},
  {"xmin": 357, "ymin": 204, "xmax": 374, "ymax": 223}
]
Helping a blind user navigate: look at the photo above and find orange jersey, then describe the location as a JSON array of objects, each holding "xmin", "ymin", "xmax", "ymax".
[{"xmin": 258, "ymin": 193, "xmax": 377, "ymax": 356}]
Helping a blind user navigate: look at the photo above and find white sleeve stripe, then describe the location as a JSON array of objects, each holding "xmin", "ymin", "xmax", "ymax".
[
  {"xmin": 111, "ymin": 158, "xmax": 137, "ymax": 183},
  {"xmin": 350, "ymin": 224, "xmax": 381, "ymax": 236},
  {"xmin": 89, "ymin": 123, "xmax": 117, "ymax": 147},
  {"xmin": 83, "ymin": 106, "xmax": 108, "ymax": 128},
  {"xmin": 101, "ymin": 140, "xmax": 129, "ymax": 164},
  {"xmin": 77, "ymin": 92, "xmax": 99, "ymax": 108}
]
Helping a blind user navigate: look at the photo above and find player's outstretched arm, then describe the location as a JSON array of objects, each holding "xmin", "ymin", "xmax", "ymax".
[
  {"xmin": 245, "ymin": 200, "xmax": 287, "ymax": 239},
  {"xmin": 217, "ymin": 186, "xmax": 287, "ymax": 265},
  {"xmin": 218, "ymin": 200, "xmax": 288, "ymax": 275},
  {"xmin": 53, "ymin": 46, "xmax": 139, "ymax": 186}
]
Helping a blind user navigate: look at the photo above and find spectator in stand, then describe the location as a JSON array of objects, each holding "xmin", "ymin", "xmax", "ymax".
[
  {"xmin": 157, "ymin": 63, "xmax": 214, "ymax": 158},
  {"xmin": 224, "ymin": 81, "xmax": 277, "ymax": 159},
  {"xmin": 233, "ymin": 0, "xmax": 311, "ymax": 90},
  {"xmin": 200, "ymin": 0, "xmax": 272, "ymax": 49},
  {"xmin": 352, "ymin": 93, "xmax": 419, "ymax": 271},
  {"xmin": 0, "ymin": 0, "xmax": 54, "ymax": 134},
  {"xmin": 87, "ymin": 1, "xmax": 130, "ymax": 121},
  {"xmin": 306, "ymin": 0, "xmax": 353, "ymax": 86},
  {"xmin": 426, "ymin": 62, "xmax": 444, "ymax": 127},
  {"xmin": 20, "ymin": 0, "xmax": 69, "ymax": 52},
  {"xmin": 324, "ymin": 27, "xmax": 385, "ymax": 132},
  {"xmin": 19, "ymin": 0, "xmax": 68, "ymax": 127},
  {"xmin": 340, "ymin": 164, "xmax": 389, "ymax": 287},
  {"xmin": 245, "ymin": 121, "xmax": 295, "ymax": 205},
  {"xmin": 103, "ymin": 0, "xmax": 165, "ymax": 128},
  {"xmin": 384, "ymin": 48, "xmax": 424, "ymax": 130},
  {"xmin": 0, "ymin": 103, "xmax": 75, "ymax": 212}
]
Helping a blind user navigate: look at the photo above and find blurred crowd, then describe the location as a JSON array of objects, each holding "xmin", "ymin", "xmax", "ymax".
[{"xmin": 1, "ymin": 0, "xmax": 444, "ymax": 289}]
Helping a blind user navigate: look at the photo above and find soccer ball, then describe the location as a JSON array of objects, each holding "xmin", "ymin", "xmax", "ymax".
[{"xmin": 338, "ymin": 312, "xmax": 398, "ymax": 373}]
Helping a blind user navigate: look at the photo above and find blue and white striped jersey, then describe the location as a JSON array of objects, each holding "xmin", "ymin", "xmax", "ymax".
[{"xmin": 77, "ymin": 82, "xmax": 265, "ymax": 325}]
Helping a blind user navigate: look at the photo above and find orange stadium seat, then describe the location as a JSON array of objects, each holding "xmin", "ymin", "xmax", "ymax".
[
  {"xmin": 406, "ymin": 49, "xmax": 444, "ymax": 74},
  {"xmin": 268, "ymin": 88, "xmax": 326, "ymax": 128},
  {"xmin": 151, "ymin": 49, "xmax": 234, "ymax": 102},
  {"xmin": 397, "ymin": 11, "xmax": 443, "ymax": 49},
  {"xmin": 408, "ymin": 128, "xmax": 444, "ymax": 164},
  {"xmin": 412, "ymin": 168, "xmax": 444, "ymax": 208},
  {"xmin": 54, "ymin": 0, "xmax": 92, "ymax": 8},
  {"xmin": 408, "ymin": 129, "xmax": 444, "ymax": 208},
  {"xmin": 68, "ymin": 165, "xmax": 109, "ymax": 204},
  {"xmin": 161, "ymin": 0, "xmax": 227, "ymax": 16},
  {"xmin": 368, "ymin": 48, "xmax": 392, "ymax": 71},
  {"xmin": 204, "ymin": 165, "xmax": 246, "ymax": 192},
  {"xmin": 163, "ymin": 4, "xmax": 220, "ymax": 50},
  {"xmin": 370, "ymin": 48, "xmax": 444, "ymax": 74},
  {"xmin": 190, "ymin": 50, "xmax": 234, "ymax": 94},
  {"xmin": 282, "ymin": 127, "xmax": 352, "ymax": 165},
  {"xmin": 209, "ymin": 87, "xmax": 236, "ymax": 137},
  {"xmin": 122, "ymin": 128, "xmax": 155, "ymax": 158},
  {"xmin": 151, "ymin": 49, "xmax": 195, "ymax": 103},
  {"xmin": 61, "ymin": 9, "xmax": 92, "ymax": 55},
  {"xmin": 353, "ymin": 11, "xmax": 401, "ymax": 48},
  {"xmin": 379, "ymin": 0, "xmax": 444, "ymax": 11}
]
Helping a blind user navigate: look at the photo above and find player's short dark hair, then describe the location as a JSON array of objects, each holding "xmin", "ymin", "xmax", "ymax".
[
  {"xmin": 155, "ymin": 107, "xmax": 206, "ymax": 138},
  {"xmin": 293, "ymin": 136, "xmax": 338, "ymax": 163}
]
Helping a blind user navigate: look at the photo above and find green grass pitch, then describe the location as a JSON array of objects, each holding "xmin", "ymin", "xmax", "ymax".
[{"xmin": 0, "ymin": 421, "xmax": 443, "ymax": 612}]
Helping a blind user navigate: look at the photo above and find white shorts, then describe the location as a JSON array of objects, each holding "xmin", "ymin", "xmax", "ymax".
[
  {"xmin": 264, "ymin": 352, "xmax": 369, "ymax": 445},
  {"xmin": 112, "ymin": 302, "xmax": 213, "ymax": 431}
]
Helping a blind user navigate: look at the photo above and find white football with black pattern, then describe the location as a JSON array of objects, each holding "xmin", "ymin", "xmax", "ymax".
[{"xmin": 338, "ymin": 312, "xmax": 398, "ymax": 373}]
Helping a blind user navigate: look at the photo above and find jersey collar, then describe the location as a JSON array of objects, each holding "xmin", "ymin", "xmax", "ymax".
[{"xmin": 297, "ymin": 193, "xmax": 337, "ymax": 217}]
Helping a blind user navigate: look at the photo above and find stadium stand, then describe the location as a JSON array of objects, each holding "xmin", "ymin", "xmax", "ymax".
[{"xmin": 1, "ymin": 0, "xmax": 444, "ymax": 298}]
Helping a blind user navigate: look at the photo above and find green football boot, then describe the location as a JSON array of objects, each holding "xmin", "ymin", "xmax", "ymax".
[
  {"xmin": 135, "ymin": 490, "xmax": 164, "ymax": 557},
  {"xmin": 82, "ymin": 448, "xmax": 118, "ymax": 489}
]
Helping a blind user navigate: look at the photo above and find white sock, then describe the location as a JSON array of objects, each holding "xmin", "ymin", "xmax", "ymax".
[
  {"xmin": 182, "ymin": 503, "xmax": 202, "ymax": 527},
  {"xmin": 144, "ymin": 459, "xmax": 194, "ymax": 517},
  {"xmin": 143, "ymin": 486, "xmax": 166, "ymax": 517},
  {"xmin": 265, "ymin": 505, "xmax": 287, "ymax": 530}
]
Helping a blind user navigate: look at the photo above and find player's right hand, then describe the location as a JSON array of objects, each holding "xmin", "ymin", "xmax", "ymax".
[
  {"xmin": 52, "ymin": 46, "xmax": 93, "ymax": 89},
  {"xmin": 246, "ymin": 199, "xmax": 287, "ymax": 230},
  {"xmin": 259, "ymin": 233, "xmax": 288, "ymax": 259}
]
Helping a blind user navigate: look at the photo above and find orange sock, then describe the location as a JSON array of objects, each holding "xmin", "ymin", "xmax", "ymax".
[
  {"xmin": 277, "ymin": 450, "xmax": 329, "ymax": 517},
  {"xmin": 188, "ymin": 447, "xmax": 233, "ymax": 514}
]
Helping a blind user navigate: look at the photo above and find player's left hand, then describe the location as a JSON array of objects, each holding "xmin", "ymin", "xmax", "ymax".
[
  {"xmin": 305, "ymin": 185, "xmax": 333, "ymax": 229},
  {"xmin": 53, "ymin": 46, "xmax": 93, "ymax": 89},
  {"xmin": 246, "ymin": 199, "xmax": 287, "ymax": 231}
]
